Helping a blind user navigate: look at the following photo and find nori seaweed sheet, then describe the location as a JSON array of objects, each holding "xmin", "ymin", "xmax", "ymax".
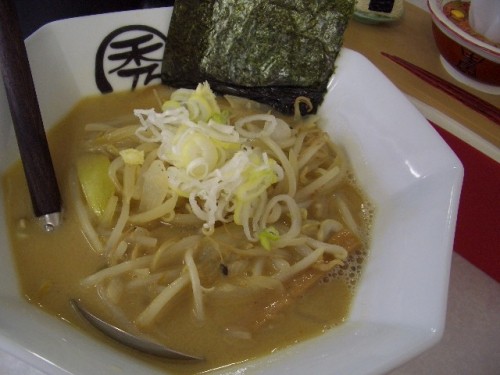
[{"xmin": 161, "ymin": 0, "xmax": 355, "ymax": 115}]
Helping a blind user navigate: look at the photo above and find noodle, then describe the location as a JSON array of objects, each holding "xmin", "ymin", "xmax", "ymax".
[
  {"xmin": 295, "ymin": 166, "xmax": 340, "ymax": 201},
  {"xmin": 105, "ymin": 164, "xmax": 136, "ymax": 254},
  {"xmin": 185, "ymin": 247, "xmax": 205, "ymax": 320},
  {"xmin": 262, "ymin": 194, "xmax": 302, "ymax": 243},
  {"xmin": 261, "ymin": 136, "xmax": 297, "ymax": 197},
  {"xmin": 336, "ymin": 194, "xmax": 360, "ymax": 237},
  {"xmin": 274, "ymin": 247, "xmax": 324, "ymax": 282},
  {"xmin": 72, "ymin": 83, "xmax": 370, "ymax": 348},
  {"xmin": 129, "ymin": 194, "xmax": 178, "ymax": 224},
  {"xmin": 70, "ymin": 170, "xmax": 103, "ymax": 254},
  {"xmin": 107, "ymin": 157, "xmax": 125, "ymax": 193},
  {"xmin": 136, "ymin": 272, "xmax": 190, "ymax": 327},
  {"xmin": 81, "ymin": 255, "xmax": 154, "ymax": 287}
]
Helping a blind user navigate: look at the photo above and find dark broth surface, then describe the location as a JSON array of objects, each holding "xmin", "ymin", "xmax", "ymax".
[{"xmin": 2, "ymin": 86, "xmax": 371, "ymax": 374}]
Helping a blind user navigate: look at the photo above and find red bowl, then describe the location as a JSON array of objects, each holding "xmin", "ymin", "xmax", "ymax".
[{"xmin": 428, "ymin": 0, "xmax": 500, "ymax": 86}]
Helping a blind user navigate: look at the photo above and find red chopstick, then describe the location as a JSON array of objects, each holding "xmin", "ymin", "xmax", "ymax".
[{"xmin": 381, "ymin": 52, "xmax": 500, "ymax": 125}]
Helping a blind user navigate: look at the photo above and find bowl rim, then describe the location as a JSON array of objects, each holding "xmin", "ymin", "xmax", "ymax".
[
  {"xmin": 427, "ymin": 0, "xmax": 500, "ymax": 60},
  {"xmin": 0, "ymin": 6, "xmax": 463, "ymax": 375}
]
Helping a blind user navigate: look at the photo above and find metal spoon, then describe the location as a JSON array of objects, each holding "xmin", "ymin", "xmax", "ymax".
[{"xmin": 70, "ymin": 299, "xmax": 203, "ymax": 361}]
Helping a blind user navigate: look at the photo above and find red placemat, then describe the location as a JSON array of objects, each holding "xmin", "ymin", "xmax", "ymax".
[{"xmin": 432, "ymin": 123, "xmax": 500, "ymax": 282}]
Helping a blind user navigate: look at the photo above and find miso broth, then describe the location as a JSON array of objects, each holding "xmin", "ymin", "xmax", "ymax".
[{"xmin": 2, "ymin": 85, "xmax": 372, "ymax": 374}]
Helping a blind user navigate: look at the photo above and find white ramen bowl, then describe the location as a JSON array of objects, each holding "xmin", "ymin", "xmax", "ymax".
[{"xmin": 0, "ymin": 7, "xmax": 463, "ymax": 375}]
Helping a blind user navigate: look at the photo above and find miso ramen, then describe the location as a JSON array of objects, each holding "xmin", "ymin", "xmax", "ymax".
[{"xmin": 2, "ymin": 84, "xmax": 373, "ymax": 374}]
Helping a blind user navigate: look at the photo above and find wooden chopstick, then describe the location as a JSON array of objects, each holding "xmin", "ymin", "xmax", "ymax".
[
  {"xmin": 0, "ymin": 0, "xmax": 62, "ymax": 229},
  {"xmin": 381, "ymin": 52, "xmax": 500, "ymax": 126}
]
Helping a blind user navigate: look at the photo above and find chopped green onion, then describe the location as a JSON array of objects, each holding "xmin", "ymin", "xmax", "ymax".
[
  {"xmin": 120, "ymin": 148, "xmax": 144, "ymax": 165},
  {"xmin": 161, "ymin": 100, "xmax": 181, "ymax": 111},
  {"xmin": 258, "ymin": 226, "xmax": 280, "ymax": 250}
]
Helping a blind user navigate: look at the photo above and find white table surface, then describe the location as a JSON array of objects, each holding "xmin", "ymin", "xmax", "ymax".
[{"xmin": 2, "ymin": 1, "xmax": 500, "ymax": 374}]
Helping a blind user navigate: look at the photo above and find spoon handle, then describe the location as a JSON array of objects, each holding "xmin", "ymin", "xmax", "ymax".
[{"xmin": 0, "ymin": 0, "xmax": 62, "ymax": 227}]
